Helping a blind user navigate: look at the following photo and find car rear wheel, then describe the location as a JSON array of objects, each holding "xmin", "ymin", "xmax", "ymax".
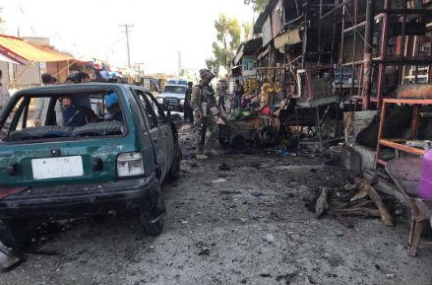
[
  {"xmin": 0, "ymin": 219, "xmax": 32, "ymax": 249},
  {"xmin": 140, "ymin": 184, "xmax": 166, "ymax": 237}
]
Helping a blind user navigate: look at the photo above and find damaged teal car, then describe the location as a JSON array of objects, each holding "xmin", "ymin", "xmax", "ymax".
[{"xmin": 0, "ymin": 83, "xmax": 181, "ymax": 248}]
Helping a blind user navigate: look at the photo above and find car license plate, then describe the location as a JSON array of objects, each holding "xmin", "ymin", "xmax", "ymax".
[{"xmin": 32, "ymin": 156, "xmax": 84, "ymax": 180}]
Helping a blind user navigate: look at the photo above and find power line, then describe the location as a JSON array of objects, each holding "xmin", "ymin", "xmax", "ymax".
[
  {"xmin": 120, "ymin": 24, "xmax": 133, "ymax": 68},
  {"xmin": 12, "ymin": 0, "xmax": 36, "ymax": 36}
]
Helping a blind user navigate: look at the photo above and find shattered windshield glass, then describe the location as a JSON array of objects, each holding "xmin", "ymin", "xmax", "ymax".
[{"xmin": 0, "ymin": 90, "xmax": 126, "ymax": 142}]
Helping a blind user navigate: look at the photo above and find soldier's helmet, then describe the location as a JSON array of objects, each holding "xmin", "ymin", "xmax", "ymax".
[{"xmin": 199, "ymin": 69, "xmax": 215, "ymax": 81}]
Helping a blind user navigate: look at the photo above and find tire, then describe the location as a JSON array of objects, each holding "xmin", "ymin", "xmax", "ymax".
[
  {"xmin": 0, "ymin": 219, "xmax": 32, "ymax": 249},
  {"xmin": 140, "ymin": 185, "xmax": 166, "ymax": 237},
  {"xmin": 168, "ymin": 145, "xmax": 182, "ymax": 181},
  {"xmin": 141, "ymin": 215, "xmax": 164, "ymax": 237}
]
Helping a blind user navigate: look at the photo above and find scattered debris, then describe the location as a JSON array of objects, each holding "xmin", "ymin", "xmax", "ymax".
[
  {"xmin": 308, "ymin": 172, "xmax": 395, "ymax": 227},
  {"xmin": 249, "ymin": 212, "xmax": 263, "ymax": 219},
  {"xmin": 315, "ymin": 187, "xmax": 330, "ymax": 218},
  {"xmin": 265, "ymin": 234, "xmax": 276, "ymax": 244},
  {"xmin": 0, "ymin": 244, "xmax": 24, "ymax": 272},
  {"xmin": 196, "ymin": 242, "xmax": 210, "ymax": 256},
  {"xmin": 218, "ymin": 163, "xmax": 231, "ymax": 171},
  {"xmin": 212, "ymin": 178, "xmax": 227, "ymax": 184},
  {"xmin": 250, "ymin": 191, "xmax": 266, "ymax": 198},
  {"xmin": 331, "ymin": 212, "xmax": 354, "ymax": 228},
  {"xmin": 220, "ymin": 190, "xmax": 242, "ymax": 195}
]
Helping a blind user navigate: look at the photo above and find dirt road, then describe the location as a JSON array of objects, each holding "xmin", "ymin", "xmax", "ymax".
[{"xmin": 1, "ymin": 127, "xmax": 431, "ymax": 285}]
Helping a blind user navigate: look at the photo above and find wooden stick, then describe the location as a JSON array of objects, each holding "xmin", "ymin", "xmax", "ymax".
[
  {"xmin": 333, "ymin": 207, "xmax": 381, "ymax": 218},
  {"xmin": 315, "ymin": 187, "xmax": 330, "ymax": 218},
  {"xmin": 363, "ymin": 183, "xmax": 394, "ymax": 226},
  {"xmin": 332, "ymin": 212, "xmax": 355, "ymax": 228}
]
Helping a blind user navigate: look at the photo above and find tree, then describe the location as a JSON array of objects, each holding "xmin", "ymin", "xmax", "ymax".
[
  {"xmin": 243, "ymin": 22, "xmax": 252, "ymax": 41},
  {"xmin": 205, "ymin": 14, "xmax": 243, "ymax": 75},
  {"xmin": 0, "ymin": 8, "xmax": 5, "ymax": 34},
  {"xmin": 244, "ymin": 0, "xmax": 269, "ymax": 13}
]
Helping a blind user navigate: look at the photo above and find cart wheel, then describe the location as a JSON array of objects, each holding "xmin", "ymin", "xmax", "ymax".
[
  {"xmin": 230, "ymin": 134, "xmax": 246, "ymax": 150},
  {"xmin": 258, "ymin": 126, "xmax": 277, "ymax": 146}
]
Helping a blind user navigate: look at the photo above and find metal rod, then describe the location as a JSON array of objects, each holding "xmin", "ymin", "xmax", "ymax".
[
  {"xmin": 331, "ymin": 0, "xmax": 339, "ymax": 65},
  {"xmin": 339, "ymin": 2, "xmax": 346, "ymax": 96},
  {"xmin": 361, "ymin": 0, "xmax": 374, "ymax": 110},
  {"xmin": 317, "ymin": 0, "xmax": 323, "ymax": 65},
  {"xmin": 376, "ymin": 0, "xmax": 390, "ymax": 109},
  {"xmin": 350, "ymin": 0, "xmax": 358, "ymax": 98},
  {"xmin": 302, "ymin": 1, "xmax": 308, "ymax": 69},
  {"xmin": 321, "ymin": 0, "xmax": 347, "ymax": 20},
  {"xmin": 375, "ymin": 9, "xmax": 431, "ymax": 15},
  {"xmin": 316, "ymin": 106, "xmax": 323, "ymax": 152}
]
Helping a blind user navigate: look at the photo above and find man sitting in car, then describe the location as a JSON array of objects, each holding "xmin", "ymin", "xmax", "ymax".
[
  {"xmin": 105, "ymin": 93, "xmax": 123, "ymax": 122},
  {"xmin": 61, "ymin": 96, "xmax": 88, "ymax": 127}
]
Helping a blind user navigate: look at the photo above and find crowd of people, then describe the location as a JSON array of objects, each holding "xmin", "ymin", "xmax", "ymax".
[
  {"xmin": 0, "ymin": 67, "xmax": 246, "ymax": 160},
  {"xmin": 0, "ymin": 69, "xmax": 125, "ymax": 129}
]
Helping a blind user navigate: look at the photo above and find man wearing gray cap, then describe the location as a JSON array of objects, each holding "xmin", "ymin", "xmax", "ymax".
[{"xmin": 190, "ymin": 69, "xmax": 219, "ymax": 160}]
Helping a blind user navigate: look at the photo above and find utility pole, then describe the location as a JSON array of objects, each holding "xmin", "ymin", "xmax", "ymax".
[
  {"xmin": 0, "ymin": 7, "xmax": 6, "ymax": 34},
  {"xmin": 178, "ymin": 51, "xmax": 182, "ymax": 76},
  {"xmin": 120, "ymin": 24, "xmax": 133, "ymax": 68}
]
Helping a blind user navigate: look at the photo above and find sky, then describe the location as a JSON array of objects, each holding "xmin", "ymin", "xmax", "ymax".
[{"xmin": 1, "ymin": 0, "xmax": 255, "ymax": 74}]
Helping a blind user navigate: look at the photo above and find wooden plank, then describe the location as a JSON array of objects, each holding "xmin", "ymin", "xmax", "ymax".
[
  {"xmin": 379, "ymin": 139, "xmax": 426, "ymax": 156},
  {"xmin": 382, "ymin": 98, "xmax": 432, "ymax": 105},
  {"xmin": 375, "ymin": 100, "xmax": 387, "ymax": 168},
  {"xmin": 364, "ymin": 183, "xmax": 394, "ymax": 226},
  {"xmin": 377, "ymin": 158, "xmax": 388, "ymax": 166}
]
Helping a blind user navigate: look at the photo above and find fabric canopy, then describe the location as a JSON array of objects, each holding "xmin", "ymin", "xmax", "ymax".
[
  {"xmin": 0, "ymin": 52, "xmax": 21, "ymax": 65},
  {"xmin": 0, "ymin": 35, "xmax": 74, "ymax": 62}
]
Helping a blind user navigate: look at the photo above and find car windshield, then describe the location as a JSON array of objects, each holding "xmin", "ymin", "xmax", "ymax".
[
  {"xmin": 162, "ymin": 86, "xmax": 186, "ymax": 94},
  {"xmin": 0, "ymin": 90, "xmax": 126, "ymax": 142}
]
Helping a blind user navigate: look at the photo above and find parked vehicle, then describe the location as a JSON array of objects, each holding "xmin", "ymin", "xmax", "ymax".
[
  {"xmin": 156, "ymin": 79, "xmax": 188, "ymax": 111},
  {"xmin": 0, "ymin": 83, "xmax": 182, "ymax": 248}
]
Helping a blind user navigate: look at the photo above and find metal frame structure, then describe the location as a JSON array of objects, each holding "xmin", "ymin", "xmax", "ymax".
[
  {"xmin": 375, "ymin": 98, "xmax": 432, "ymax": 168},
  {"xmin": 276, "ymin": 0, "xmax": 432, "ymax": 110}
]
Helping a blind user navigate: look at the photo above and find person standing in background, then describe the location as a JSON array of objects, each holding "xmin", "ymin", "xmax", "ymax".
[
  {"xmin": 34, "ymin": 73, "xmax": 55, "ymax": 126},
  {"xmin": 217, "ymin": 79, "xmax": 227, "ymax": 114},
  {"xmin": 234, "ymin": 79, "xmax": 244, "ymax": 110},
  {"xmin": 184, "ymin": 81, "xmax": 194, "ymax": 123},
  {"xmin": 75, "ymin": 72, "xmax": 91, "ymax": 83},
  {"xmin": 190, "ymin": 69, "xmax": 219, "ymax": 159},
  {"xmin": 0, "ymin": 69, "xmax": 10, "ymax": 113}
]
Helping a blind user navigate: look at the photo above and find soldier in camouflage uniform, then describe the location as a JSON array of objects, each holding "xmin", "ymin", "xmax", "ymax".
[{"xmin": 190, "ymin": 69, "xmax": 219, "ymax": 159}]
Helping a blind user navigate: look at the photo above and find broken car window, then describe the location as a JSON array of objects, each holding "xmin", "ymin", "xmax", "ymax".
[{"xmin": 0, "ymin": 91, "xmax": 126, "ymax": 142}]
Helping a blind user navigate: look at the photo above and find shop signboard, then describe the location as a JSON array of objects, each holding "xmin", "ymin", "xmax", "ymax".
[
  {"xmin": 262, "ymin": 16, "xmax": 272, "ymax": 46},
  {"xmin": 242, "ymin": 56, "xmax": 257, "ymax": 76},
  {"xmin": 271, "ymin": 0, "xmax": 283, "ymax": 38}
]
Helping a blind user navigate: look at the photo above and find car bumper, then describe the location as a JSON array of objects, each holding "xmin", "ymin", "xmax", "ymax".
[{"xmin": 0, "ymin": 174, "xmax": 164, "ymax": 219}]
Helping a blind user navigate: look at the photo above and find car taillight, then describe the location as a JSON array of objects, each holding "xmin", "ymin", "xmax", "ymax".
[{"xmin": 117, "ymin": 152, "xmax": 144, "ymax": 177}]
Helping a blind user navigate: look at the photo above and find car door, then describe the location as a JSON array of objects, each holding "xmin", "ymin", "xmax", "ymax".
[
  {"xmin": 132, "ymin": 89, "xmax": 167, "ymax": 180},
  {"xmin": 142, "ymin": 92, "xmax": 175, "ymax": 174}
]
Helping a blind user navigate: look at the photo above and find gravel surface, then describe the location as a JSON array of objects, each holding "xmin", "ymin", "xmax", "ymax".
[{"xmin": 1, "ymin": 125, "xmax": 431, "ymax": 285}]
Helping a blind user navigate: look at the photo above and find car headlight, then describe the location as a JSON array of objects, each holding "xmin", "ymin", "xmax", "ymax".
[
  {"xmin": 180, "ymin": 99, "xmax": 185, "ymax": 106},
  {"xmin": 117, "ymin": 152, "xmax": 144, "ymax": 177},
  {"xmin": 156, "ymin": 97, "xmax": 164, "ymax": 104}
]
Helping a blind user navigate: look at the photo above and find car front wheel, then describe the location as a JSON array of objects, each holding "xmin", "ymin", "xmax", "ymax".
[{"xmin": 140, "ymin": 215, "xmax": 164, "ymax": 236}]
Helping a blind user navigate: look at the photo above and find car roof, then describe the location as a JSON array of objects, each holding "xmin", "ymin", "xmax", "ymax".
[
  {"xmin": 164, "ymin": 84, "xmax": 187, "ymax": 87},
  {"xmin": 15, "ymin": 83, "xmax": 142, "ymax": 96}
]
